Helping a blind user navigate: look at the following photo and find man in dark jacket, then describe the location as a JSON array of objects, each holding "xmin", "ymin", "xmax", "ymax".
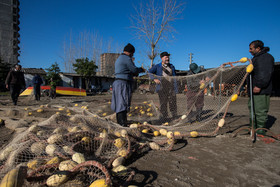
[
  {"xmin": 5, "ymin": 64, "xmax": 26, "ymax": 105},
  {"xmin": 149, "ymin": 52, "xmax": 177, "ymax": 122},
  {"xmin": 32, "ymin": 74, "xmax": 43, "ymax": 101},
  {"xmin": 248, "ymin": 40, "xmax": 274, "ymax": 135},
  {"xmin": 111, "ymin": 43, "xmax": 145, "ymax": 127}
]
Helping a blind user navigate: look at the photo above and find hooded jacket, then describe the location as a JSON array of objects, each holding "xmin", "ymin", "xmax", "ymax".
[
  {"xmin": 5, "ymin": 68, "xmax": 26, "ymax": 87},
  {"xmin": 248, "ymin": 47, "xmax": 274, "ymax": 95}
]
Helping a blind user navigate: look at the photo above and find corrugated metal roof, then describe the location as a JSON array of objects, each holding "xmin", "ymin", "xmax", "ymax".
[
  {"xmin": 60, "ymin": 72, "xmax": 115, "ymax": 78},
  {"xmin": 22, "ymin": 68, "xmax": 46, "ymax": 74}
]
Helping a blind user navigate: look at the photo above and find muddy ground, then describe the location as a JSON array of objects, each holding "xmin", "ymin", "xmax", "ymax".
[{"xmin": 0, "ymin": 93, "xmax": 279, "ymax": 187}]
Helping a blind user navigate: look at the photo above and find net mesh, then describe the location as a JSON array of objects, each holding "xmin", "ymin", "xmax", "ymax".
[{"xmin": 0, "ymin": 61, "xmax": 251, "ymax": 186}]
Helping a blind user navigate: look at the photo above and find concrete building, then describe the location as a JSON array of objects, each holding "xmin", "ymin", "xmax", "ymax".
[
  {"xmin": 98, "ymin": 53, "xmax": 120, "ymax": 76},
  {"xmin": 22, "ymin": 68, "xmax": 46, "ymax": 88},
  {"xmin": 59, "ymin": 72, "xmax": 113, "ymax": 90},
  {"xmin": 0, "ymin": 0, "xmax": 20, "ymax": 65}
]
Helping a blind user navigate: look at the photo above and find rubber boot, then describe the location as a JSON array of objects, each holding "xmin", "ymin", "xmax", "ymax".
[
  {"xmin": 256, "ymin": 122, "xmax": 266, "ymax": 135},
  {"xmin": 116, "ymin": 111, "xmax": 127, "ymax": 127},
  {"xmin": 196, "ymin": 108, "xmax": 203, "ymax": 122}
]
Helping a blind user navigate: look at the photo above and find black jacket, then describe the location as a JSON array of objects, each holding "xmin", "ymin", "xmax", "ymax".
[
  {"xmin": 5, "ymin": 69, "xmax": 26, "ymax": 87},
  {"xmin": 248, "ymin": 47, "xmax": 274, "ymax": 95}
]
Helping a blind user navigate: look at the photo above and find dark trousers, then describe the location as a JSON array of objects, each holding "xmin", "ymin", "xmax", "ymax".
[
  {"xmin": 158, "ymin": 89, "xmax": 177, "ymax": 118},
  {"xmin": 186, "ymin": 91, "xmax": 204, "ymax": 110},
  {"xmin": 248, "ymin": 95, "xmax": 270, "ymax": 129},
  {"xmin": 186, "ymin": 90, "xmax": 205, "ymax": 121},
  {"xmin": 50, "ymin": 88, "xmax": 56, "ymax": 99},
  {"xmin": 34, "ymin": 84, "xmax": 41, "ymax": 100},
  {"xmin": 9, "ymin": 84, "xmax": 21, "ymax": 105}
]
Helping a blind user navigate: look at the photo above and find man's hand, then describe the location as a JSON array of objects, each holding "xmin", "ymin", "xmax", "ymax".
[
  {"xmin": 253, "ymin": 86, "xmax": 261, "ymax": 93},
  {"xmin": 154, "ymin": 79, "xmax": 161, "ymax": 84},
  {"xmin": 199, "ymin": 80, "xmax": 205, "ymax": 84},
  {"xmin": 141, "ymin": 64, "xmax": 146, "ymax": 72},
  {"xmin": 6, "ymin": 84, "xmax": 8, "ymax": 89}
]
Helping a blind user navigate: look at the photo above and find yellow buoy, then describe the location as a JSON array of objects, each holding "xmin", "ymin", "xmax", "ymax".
[
  {"xmin": 199, "ymin": 83, "xmax": 205, "ymax": 90},
  {"xmin": 239, "ymin": 57, "xmax": 248, "ymax": 63},
  {"xmin": 142, "ymin": 129, "xmax": 149, "ymax": 133},
  {"xmin": 81, "ymin": 137, "xmax": 91, "ymax": 143},
  {"xmin": 231, "ymin": 94, "xmax": 238, "ymax": 102},
  {"xmin": 153, "ymin": 131, "xmax": 160, "ymax": 136},
  {"xmin": 246, "ymin": 64, "xmax": 254, "ymax": 73},
  {"xmin": 174, "ymin": 131, "xmax": 181, "ymax": 136},
  {"xmin": 89, "ymin": 178, "xmax": 110, "ymax": 187},
  {"xmin": 190, "ymin": 131, "xmax": 198, "ymax": 138}
]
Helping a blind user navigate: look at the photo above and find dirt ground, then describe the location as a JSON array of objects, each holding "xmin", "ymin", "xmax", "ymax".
[{"xmin": 0, "ymin": 93, "xmax": 279, "ymax": 187}]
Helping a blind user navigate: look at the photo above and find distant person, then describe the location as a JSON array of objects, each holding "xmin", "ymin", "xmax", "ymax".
[
  {"xmin": 32, "ymin": 74, "xmax": 43, "ymax": 101},
  {"xmin": 149, "ymin": 52, "xmax": 177, "ymax": 122},
  {"xmin": 5, "ymin": 64, "xmax": 26, "ymax": 105},
  {"xmin": 49, "ymin": 78, "xmax": 56, "ymax": 99},
  {"xmin": 247, "ymin": 40, "xmax": 274, "ymax": 135},
  {"xmin": 185, "ymin": 63, "xmax": 209, "ymax": 122},
  {"xmin": 111, "ymin": 43, "xmax": 145, "ymax": 127},
  {"xmin": 91, "ymin": 84, "xmax": 96, "ymax": 93}
]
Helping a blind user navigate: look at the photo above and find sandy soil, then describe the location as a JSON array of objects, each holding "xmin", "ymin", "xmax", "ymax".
[{"xmin": 0, "ymin": 93, "xmax": 279, "ymax": 187}]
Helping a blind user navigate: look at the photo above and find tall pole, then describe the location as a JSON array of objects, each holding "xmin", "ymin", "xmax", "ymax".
[{"xmin": 189, "ymin": 53, "xmax": 193, "ymax": 65}]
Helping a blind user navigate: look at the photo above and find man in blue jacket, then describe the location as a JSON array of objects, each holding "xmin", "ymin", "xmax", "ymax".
[
  {"xmin": 149, "ymin": 52, "xmax": 177, "ymax": 122},
  {"xmin": 248, "ymin": 40, "xmax": 274, "ymax": 135},
  {"xmin": 111, "ymin": 43, "xmax": 145, "ymax": 127},
  {"xmin": 32, "ymin": 74, "xmax": 43, "ymax": 101}
]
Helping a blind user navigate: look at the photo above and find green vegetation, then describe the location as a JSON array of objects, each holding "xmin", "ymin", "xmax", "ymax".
[
  {"xmin": 45, "ymin": 62, "xmax": 62, "ymax": 86},
  {"xmin": 73, "ymin": 57, "xmax": 98, "ymax": 90}
]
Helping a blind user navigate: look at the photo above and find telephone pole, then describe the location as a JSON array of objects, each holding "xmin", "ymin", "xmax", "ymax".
[{"xmin": 189, "ymin": 53, "xmax": 193, "ymax": 64}]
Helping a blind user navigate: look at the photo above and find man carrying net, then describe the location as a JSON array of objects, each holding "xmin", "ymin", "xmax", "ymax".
[
  {"xmin": 148, "ymin": 52, "xmax": 178, "ymax": 123},
  {"xmin": 111, "ymin": 43, "xmax": 145, "ymax": 127},
  {"xmin": 247, "ymin": 40, "xmax": 274, "ymax": 135},
  {"xmin": 186, "ymin": 63, "xmax": 210, "ymax": 122}
]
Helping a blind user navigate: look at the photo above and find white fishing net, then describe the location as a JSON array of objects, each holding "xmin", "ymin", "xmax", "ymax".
[{"xmin": 0, "ymin": 59, "xmax": 252, "ymax": 186}]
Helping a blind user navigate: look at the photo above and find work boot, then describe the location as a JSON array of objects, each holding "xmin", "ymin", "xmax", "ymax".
[
  {"xmin": 116, "ymin": 111, "xmax": 127, "ymax": 127},
  {"xmin": 256, "ymin": 122, "xmax": 267, "ymax": 135},
  {"xmin": 256, "ymin": 129, "xmax": 266, "ymax": 135},
  {"xmin": 196, "ymin": 108, "xmax": 203, "ymax": 121}
]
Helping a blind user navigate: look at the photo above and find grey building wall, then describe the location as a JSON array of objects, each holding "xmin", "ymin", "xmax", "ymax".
[
  {"xmin": 0, "ymin": 0, "xmax": 20, "ymax": 65},
  {"xmin": 99, "ymin": 53, "xmax": 120, "ymax": 76}
]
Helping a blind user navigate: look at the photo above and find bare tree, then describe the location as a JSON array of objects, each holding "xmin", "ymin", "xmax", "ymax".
[
  {"xmin": 61, "ymin": 30, "xmax": 104, "ymax": 73},
  {"xmin": 131, "ymin": 0, "xmax": 185, "ymax": 68},
  {"xmin": 61, "ymin": 30, "xmax": 121, "ymax": 74}
]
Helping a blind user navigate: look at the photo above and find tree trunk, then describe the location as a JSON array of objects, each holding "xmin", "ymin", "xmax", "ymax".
[
  {"xmin": 85, "ymin": 78, "xmax": 89, "ymax": 91},
  {"xmin": 150, "ymin": 46, "xmax": 155, "ymax": 68}
]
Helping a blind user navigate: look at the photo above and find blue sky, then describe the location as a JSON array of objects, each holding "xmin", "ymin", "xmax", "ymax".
[{"xmin": 19, "ymin": 0, "xmax": 280, "ymax": 72}]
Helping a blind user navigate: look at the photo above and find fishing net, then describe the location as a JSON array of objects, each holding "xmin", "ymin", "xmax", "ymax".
[
  {"xmin": 130, "ymin": 61, "xmax": 250, "ymax": 137},
  {"xmin": 0, "ymin": 58, "xmax": 255, "ymax": 186}
]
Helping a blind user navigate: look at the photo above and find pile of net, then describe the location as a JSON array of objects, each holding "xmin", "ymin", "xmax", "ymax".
[
  {"xmin": 0, "ymin": 107, "xmax": 177, "ymax": 186},
  {"xmin": 0, "ymin": 59, "xmax": 253, "ymax": 186}
]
